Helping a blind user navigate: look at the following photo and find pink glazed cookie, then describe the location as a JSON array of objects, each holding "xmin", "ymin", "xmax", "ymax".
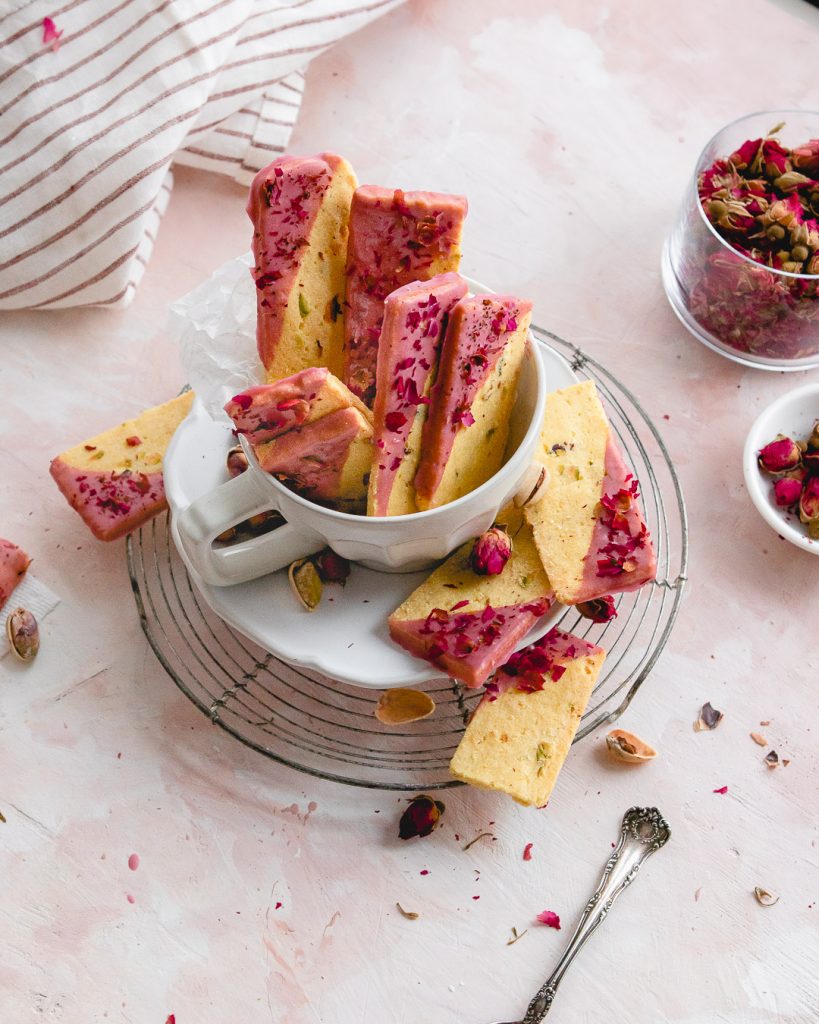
[
  {"xmin": 414, "ymin": 295, "xmax": 531, "ymax": 511},
  {"xmin": 368, "ymin": 273, "xmax": 468, "ymax": 517},
  {"xmin": 524, "ymin": 380, "xmax": 657, "ymax": 603},
  {"xmin": 49, "ymin": 392, "xmax": 194, "ymax": 541},
  {"xmin": 248, "ymin": 153, "xmax": 358, "ymax": 381},
  {"xmin": 0, "ymin": 539, "xmax": 31, "ymax": 611},
  {"xmin": 342, "ymin": 186, "xmax": 467, "ymax": 406}
]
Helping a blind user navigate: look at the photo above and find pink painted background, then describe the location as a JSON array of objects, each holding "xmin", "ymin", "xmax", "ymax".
[{"xmin": 2, "ymin": 0, "xmax": 818, "ymax": 1021}]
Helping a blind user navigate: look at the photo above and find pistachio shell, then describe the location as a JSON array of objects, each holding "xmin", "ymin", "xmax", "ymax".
[
  {"xmin": 605, "ymin": 728, "xmax": 656, "ymax": 765},
  {"xmin": 513, "ymin": 462, "xmax": 550, "ymax": 508},
  {"xmin": 6, "ymin": 608, "xmax": 39, "ymax": 662},
  {"xmin": 754, "ymin": 886, "xmax": 779, "ymax": 907},
  {"xmin": 375, "ymin": 688, "xmax": 435, "ymax": 725},
  {"xmin": 288, "ymin": 559, "xmax": 322, "ymax": 611}
]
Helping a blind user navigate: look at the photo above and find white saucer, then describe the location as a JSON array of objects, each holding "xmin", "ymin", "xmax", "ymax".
[{"xmin": 164, "ymin": 342, "xmax": 578, "ymax": 689}]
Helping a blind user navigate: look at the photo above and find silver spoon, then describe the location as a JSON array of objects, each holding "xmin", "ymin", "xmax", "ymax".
[{"xmin": 492, "ymin": 806, "xmax": 671, "ymax": 1024}]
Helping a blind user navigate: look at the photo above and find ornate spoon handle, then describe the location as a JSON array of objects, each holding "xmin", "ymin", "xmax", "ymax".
[{"xmin": 522, "ymin": 806, "xmax": 671, "ymax": 1024}]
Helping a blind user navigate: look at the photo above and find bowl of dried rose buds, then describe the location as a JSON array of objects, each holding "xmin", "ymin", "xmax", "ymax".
[
  {"xmin": 663, "ymin": 110, "xmax": 819, "ymax": 370},
  {"xmin": 743, "ymin": 382, "xmax": 819, "ymax": 553}
]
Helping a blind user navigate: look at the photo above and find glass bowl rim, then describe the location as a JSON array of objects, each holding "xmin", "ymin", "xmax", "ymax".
[{"xmin": 690, "ymin": 108, "xmax": 819, "ymax": 282}]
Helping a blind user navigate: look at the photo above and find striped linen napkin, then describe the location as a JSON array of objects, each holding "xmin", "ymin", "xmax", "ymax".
[{"xmin": 0, "ymin": 0, "xmax": 404, "ymax": 311}]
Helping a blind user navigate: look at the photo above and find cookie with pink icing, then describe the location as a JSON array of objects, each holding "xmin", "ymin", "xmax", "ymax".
[
  {"xmin": 49, "ymin": 392, "xmax": 194, "ymax": 541},
  {"xmin": 414, "ymin": 294, "xmax": 531, "ymax": 511},
  {"xmin": 253, "ymin": 407, "xmax": 372, "ymax": 511},
  {"xmin": 388, "ymin": 508, "xmax": 553, "ymax": 688},
  {"xmin": 0, "ymin": 539, "xmax": 31, "ymax": 611},
  {"xmin": 524, "ymin": 380, "xmax": 657, "ymax": 603},
  {"xmin": 248, "ymin": 153, "xmax": 358, "ymax": 382},
  {"xmin": 368, "ymin": 273, "xmax": 468, "ymax": 517},
  {"xmin": 225, "ymin": 368, "xmax": 370, "ymax": 446},
  {"xmin": 343, "ymin": 186, "xmax": 467, "ymax": 406},
  {"xmin": 450, "ymin": 628, "xmax": 606, "ymax": 806}
]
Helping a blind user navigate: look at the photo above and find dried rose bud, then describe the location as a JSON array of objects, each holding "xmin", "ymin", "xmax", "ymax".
[
  {"xmin": 773, "ymin": 476, "xmax": 804, "ymax": 507},
  {"xmin": 758, "ymin": 435, "xmax": 802, "ymax": 474},
  {"xmin": 799, "ymin": 476, "xmax": 819, "ymax": 529},
  {"xmin": 576, "ymin": 595, "xmax": 617, "ymax": 623},
  {"xmin": 791, "ymin": 139, "xmax": 819, "ymax": 177},
  {"xmin": 774, "ymin": 171, "xmax": 813, "ymax": 194},
  {"xmin": 728, "ymin": 137, "xmax": 762, "ymax": 171},
  {"xmin": 806, "ymin": 420, "xmax": 819, "ymax": 451},
  {"xmin": 761, "ymin": 138, "xmax": 790, "ymax": 180},
  {"xmin": 469, "ymin": 527, "xmax": 512, "ymax": 576},
  {"xmin": 398, "ymin": 795, "xmax": 445, "ymax": 840},
  {"xmin": 803, "ymin": 449, "xmax": 819, "ymax": 473},
  {"xmin": 314, "ymin": 548, "xmax": 351, "ymax": 585}
]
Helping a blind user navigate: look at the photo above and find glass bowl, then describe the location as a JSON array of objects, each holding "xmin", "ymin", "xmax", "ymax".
[{"xmin": 662, "ymin": 110, "xmax": 819, "ymax": 371}]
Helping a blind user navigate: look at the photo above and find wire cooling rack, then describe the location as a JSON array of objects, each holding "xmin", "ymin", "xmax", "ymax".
[{"xmin": 127, "ymin": 329, "xmax": 688, "ymax": 791}]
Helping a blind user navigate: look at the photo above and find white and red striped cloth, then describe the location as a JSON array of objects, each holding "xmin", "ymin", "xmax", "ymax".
[{"xmin": 0, "ymin": 0, "xmax": 404, "ymax": 310}]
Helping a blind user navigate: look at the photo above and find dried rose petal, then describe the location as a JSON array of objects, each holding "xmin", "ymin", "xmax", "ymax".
[
  {"xmin": 398, "ymin": 795, "xmax": 445, "ymax": 840},
  {"xmin": 694, "ymin": 701, "xmax": 723, "ymax": 731},
  {"xmin": 577, "ymin": 595, "xmax": 617, "ymax": 623},
  {"xmin": 535, "ymin": 909, "xmax": 561, "ymax": 930},
  {"xmin": 758, "ymin": 435, "xmax": 802, "ymax": 474},
  {"xmin": 42, "ymin": 16, "xmax": 63, "ymax": 50},
  {"xmin": 523, "ymin": 842, "xmax": 533, "ymax": 861},
  {"xmin": 469, "ymin": 527, "xmax": 512, "ymax": 576},
  {"xmin": 314, "ymin": 548, "xmax": 351, "ymax": 585},
  {"xmin": 125, "ymin": 435, "xmax": 142, "ymax": 447},
  {"xmin": 753, "ymin": 886, "xmax": 779, "ymax": 907},
  {"xmin": 713, "ymin": 785, "xmax": 728, "ymax": 794}
]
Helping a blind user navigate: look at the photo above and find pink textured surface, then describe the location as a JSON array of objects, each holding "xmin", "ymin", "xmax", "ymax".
[{"xmin": 2, "ymin": 1, "xmax": 818, "ymax": 1021}]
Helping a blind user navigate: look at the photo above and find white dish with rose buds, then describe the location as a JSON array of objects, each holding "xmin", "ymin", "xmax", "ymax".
[{"xmin": 743, "ymin": 382, "xmax": 819, "ymax": 554}]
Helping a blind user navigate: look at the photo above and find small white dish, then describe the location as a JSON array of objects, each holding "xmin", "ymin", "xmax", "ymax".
[
  {"xmin": 165, "ymin": 342, "xmax": 579, "ymax": 689},
  {"xmin": 743, "ymin": 382, "xmax": 819, "ymax": 555}
]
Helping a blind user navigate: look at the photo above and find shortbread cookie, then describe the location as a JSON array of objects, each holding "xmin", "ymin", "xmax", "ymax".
[
  {"xmin": 388, "ymin": 508, "xmax": 553, "ymax": 687},
  {"xmin": 368, "ymin": 273, "xmax": 468, "ymax": 516},
  {"xmin": 253, "ymin": 406, "xmax": 372, "ymax": 510},
  {"xmin": 248, "ymin": 153, "xmax": 358, "ymax": 380},
  {"xmin": 449, "ymin": 629, "xmax": 605, "ymax": 806},
  {"xmin": 0, "ymin": 539, "xmax": 31, "ymax": 611},
  {"xmin": 414, "ymin": 295, "xmax": 531, "ymax": 510},
  {"xmin": 343, "ymin": 186, "xmax": 467, "ymax": 405},
  {"xmin": 524, "ymin": 380, "xmax": 656, "ymax": 603},
  {"xmin": 49, "ymin": 392, "xmax": 194, "ymax": 541},
  {"xmin": 225, "ymin": 368, "xmax": 370, "ymax": 445}
]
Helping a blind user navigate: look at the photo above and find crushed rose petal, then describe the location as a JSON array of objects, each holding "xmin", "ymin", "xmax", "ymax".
[
  {"xmin": 535, "ymin": 909, "xmax": 561, "ymax": 929},
  {"xmin": 523, "ymin": 842, "xmax": 533, "ymax": 861},
  {"xmin": 713, "ymin": 785, "xmax": 729, "ymax": 794},
  {"xmin": 42, "ymin": 16, "xmax": 63, "ymax": 50}
]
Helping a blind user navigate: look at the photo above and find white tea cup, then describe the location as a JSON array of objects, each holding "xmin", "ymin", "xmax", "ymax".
[{"xmin": 173, "ymin": 336, "xmax": 546, "ymax": 586}]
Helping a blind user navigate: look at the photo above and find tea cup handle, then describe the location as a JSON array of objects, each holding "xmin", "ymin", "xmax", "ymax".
[{"xmin": 174, "ymin": 470, "xmax": 324, "ymax": 586}]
